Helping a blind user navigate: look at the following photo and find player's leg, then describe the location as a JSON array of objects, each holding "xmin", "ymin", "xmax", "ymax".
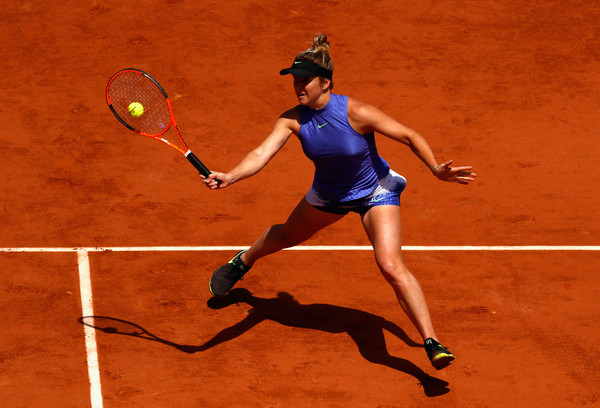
[
  {"xmin": 360, "ymin": 204, "xmax": 436, "ymax": 339},
  {"xmin": 210, "ymin": 197, "xmax": 344, "ymax": 296},
  {"xmin": 360, "ymin": 204, "xmax": 454, "ymax": 369},
  {"xmin": 242, "ymin": 197, "xmax": 345, "ymax": 266}
]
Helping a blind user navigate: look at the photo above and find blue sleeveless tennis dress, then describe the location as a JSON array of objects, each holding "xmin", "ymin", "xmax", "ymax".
[{"xmin": 298, "ymin": 94, "xmax": 404, "ymax": 211}]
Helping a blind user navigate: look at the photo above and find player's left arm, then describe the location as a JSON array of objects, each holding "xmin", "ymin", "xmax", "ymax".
[{"xmin": 347, "ymin": 97, "xmax": 476, "ymax": 185}]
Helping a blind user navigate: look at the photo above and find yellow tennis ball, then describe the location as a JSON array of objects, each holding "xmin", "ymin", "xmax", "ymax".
[{"xmin": 128, "ymin": 102, "xmax": 144, "ymax": 118}]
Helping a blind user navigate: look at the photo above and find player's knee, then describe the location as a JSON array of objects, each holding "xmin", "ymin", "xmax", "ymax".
[
  {"xmin": 278, "ymin": 225, "xmax": 314, "ymax": 248},
  {"xmin": 377, "ymin": 258, "xmax": 410, "ymax": 285},
  {"xmin": 272, "ymin": 224, "xmax": 303, "ymax": 249}
]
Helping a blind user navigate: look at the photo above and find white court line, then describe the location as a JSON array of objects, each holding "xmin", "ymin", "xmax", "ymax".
[
  {"xmin": 0, "ymin": 245, "xmax": 599, "ymax": 252},
  {"xmin": 77, "ymin": 250, "xmax": 103, "ymax": 408}
]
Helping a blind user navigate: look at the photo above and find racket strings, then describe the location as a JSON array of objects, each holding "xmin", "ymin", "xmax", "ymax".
[
  {"xmin": 172, "ymin": 123, "xmax": 191, "ymax": 151},
  {"xmin": 107, "ymin": 71, "xmax": 171, "ymax": 136}
]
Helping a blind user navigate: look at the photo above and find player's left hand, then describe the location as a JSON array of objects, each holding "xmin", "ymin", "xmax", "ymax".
[{"xmin": 432, "ymin": 160, "xmax": 477, "ymax": 185}]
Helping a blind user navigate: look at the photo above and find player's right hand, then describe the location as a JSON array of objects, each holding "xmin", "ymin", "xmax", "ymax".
[{"xmin": 202, "ymin": 172, "xmax": 229, "ymax": 189}]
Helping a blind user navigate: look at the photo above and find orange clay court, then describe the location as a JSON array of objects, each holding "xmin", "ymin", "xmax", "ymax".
[{"xmin": 1, "ymin": 0, "xmax": 599, "ymax": 407}]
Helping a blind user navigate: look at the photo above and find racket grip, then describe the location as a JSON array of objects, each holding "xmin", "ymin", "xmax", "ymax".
[{"xmin": 186, "ymin": 151, "xmax": 211, "ymax": 177}]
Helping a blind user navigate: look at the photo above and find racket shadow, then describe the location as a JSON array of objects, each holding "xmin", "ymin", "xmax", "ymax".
[{"xmin": 78, "ymin": 315, "xmax": 196, "ymax": 353}]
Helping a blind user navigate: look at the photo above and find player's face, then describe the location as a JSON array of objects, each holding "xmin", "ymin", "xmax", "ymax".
[{"xmin": 293, "ymin": 75, "xmax": 329, "ymax": 108}]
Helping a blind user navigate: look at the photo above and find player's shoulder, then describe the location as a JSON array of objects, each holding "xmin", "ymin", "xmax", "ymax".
[
  {"xmin": 276, "ymin": 105, "xmax": 302, "ymax": 133},
  {"xmin": 347, "ymin": 96, "xmax": 382, "ymax": 122},
  {"xmin": 280, "ymin": 105, "xmax": 302, "ymax": 119},
  {"xmin": 278, "ymin": 105, "xmax": 302, "ymax": 124}
]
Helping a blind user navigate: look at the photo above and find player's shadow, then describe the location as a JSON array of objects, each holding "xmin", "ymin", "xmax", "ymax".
[
  {"xmin": 201, "ymin": 289, "xmax": 449, "ymax": 396},
  {"xmin": 78, "ymin": 289, "xmax": 449, "ymax": 397}
]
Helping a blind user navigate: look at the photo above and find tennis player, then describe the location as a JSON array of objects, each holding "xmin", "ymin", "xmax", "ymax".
[{"xmin": 203, "ymin": 34, "xmax": 476, "ymax": 370}]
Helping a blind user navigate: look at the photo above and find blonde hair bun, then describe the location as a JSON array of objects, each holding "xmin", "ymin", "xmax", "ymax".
[
  {"xmin": 311, "ymin": 34, "xmax": 330, "ymax": 54},
  {"xmin": 296, "ymin": 33, "xmax": 334, "ymax": 74}
]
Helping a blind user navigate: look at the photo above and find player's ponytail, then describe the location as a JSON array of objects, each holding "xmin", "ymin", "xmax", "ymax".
[
  {"xmin": 297, "ymin": 34, "xmax": 334, "ymax": 71},
  {"xmin": 296, "ymin": 34, "xmax": 334, "ymax": 89}
]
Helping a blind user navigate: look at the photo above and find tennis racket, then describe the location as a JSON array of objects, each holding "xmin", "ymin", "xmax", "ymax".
[{"xmin": 106, "ymin": 68, "xmax": 212, "ymax": 177}]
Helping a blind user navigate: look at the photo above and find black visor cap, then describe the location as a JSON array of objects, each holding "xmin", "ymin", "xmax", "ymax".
[{"xmin": 279, "ymin": 59, "xmax": 333, "ymax": 79}]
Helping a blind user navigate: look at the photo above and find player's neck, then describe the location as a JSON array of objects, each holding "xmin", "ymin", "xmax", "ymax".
[{"xmin": 308, "ymin": 91, "xmax": 331, "ymax": 111}]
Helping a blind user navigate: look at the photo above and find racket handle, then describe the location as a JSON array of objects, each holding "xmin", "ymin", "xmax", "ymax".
[{"xmin": 185, "ymin": 151, "xmax": 211, "ymax": 177}]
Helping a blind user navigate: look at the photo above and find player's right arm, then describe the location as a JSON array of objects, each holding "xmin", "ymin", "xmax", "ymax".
[{"xmin": 204, "ymin": 107, "xmax": 301, "ymax": 189}]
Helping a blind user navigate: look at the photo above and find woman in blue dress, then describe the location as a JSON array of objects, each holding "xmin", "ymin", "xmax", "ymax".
[{"xmin": 203, "ymin": 34, "xmax": 476, "ymax": 370}]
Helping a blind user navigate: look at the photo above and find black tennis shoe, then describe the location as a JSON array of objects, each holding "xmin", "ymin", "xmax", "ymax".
[
  {"xmin": 425, "ymin": 338, "xmax": 455, "ymax": 370},
  {"xmin": 209, "ymin": 250, "xmax": 251, "ymax": 297}
]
